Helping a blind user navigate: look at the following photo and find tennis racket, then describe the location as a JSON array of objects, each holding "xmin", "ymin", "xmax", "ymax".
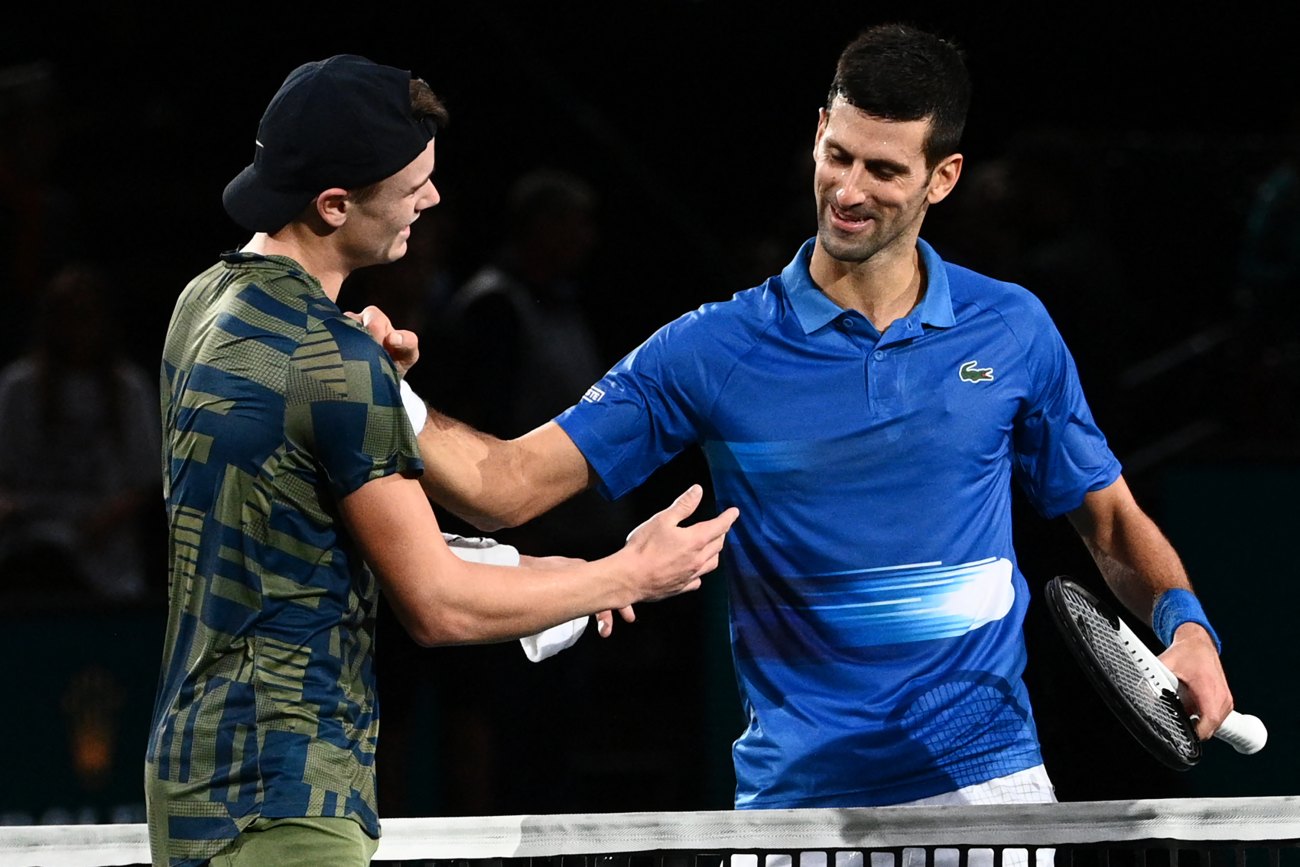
[{"xmin": 1044, "ymin": 575, "xmax": 1267, "ymax": 770}]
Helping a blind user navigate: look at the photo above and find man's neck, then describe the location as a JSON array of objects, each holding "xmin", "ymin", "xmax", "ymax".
[
  {"xmin": 242, "ymin": 228, "xmax": 349, "ymax": 301},
  {"xmin": 809, "ymin": 241, "xmax": 924, "ymax": 333}
]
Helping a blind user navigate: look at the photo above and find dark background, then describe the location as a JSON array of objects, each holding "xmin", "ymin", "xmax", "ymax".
[{"xmin": 2, "ymin": 2, "xmax": 1296, "ymax": 827}]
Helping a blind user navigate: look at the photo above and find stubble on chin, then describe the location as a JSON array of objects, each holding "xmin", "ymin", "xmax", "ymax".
[{"xmin": 817, "ymin": 224, "xmax": 878, "ymax": 265}]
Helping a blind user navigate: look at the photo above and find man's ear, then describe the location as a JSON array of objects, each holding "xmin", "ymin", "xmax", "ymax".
[
  {"xmin": 315, "ymin": 188, "xmax": 351, "ymax": 228},
  {"xmin": 813, "ymin": 106, "xmax": 829, "ymax": 157},
  {"xmin": 926, "ymin": 153, "xmax": 963, "ymax": 205}
]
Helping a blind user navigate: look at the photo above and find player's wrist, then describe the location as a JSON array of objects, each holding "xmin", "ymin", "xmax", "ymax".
[
  {"xmin": 1153, "ymin": 588, "xmax": 1222, "ymax": 654},
  {"xmin": 1171, "ymin": 621, "xmax": 1219, "ymax": 652},
  {"xmin": 598, "ymin": 549, "xmax": 641, "ymax": 611}
]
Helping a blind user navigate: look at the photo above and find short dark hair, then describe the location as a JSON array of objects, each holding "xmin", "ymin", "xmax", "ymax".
[
  {"xmin": 411, "ymin": 77, "xmax": 450, "ymax": 134},
  {"xmin": 827, "ymin": 23, "xmax": 971, "ymax": 166}
]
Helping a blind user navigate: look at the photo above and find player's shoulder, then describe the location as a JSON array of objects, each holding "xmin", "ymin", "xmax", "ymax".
[
  {"xmin": 301, "ymin": 311, "xmax": 387, "ymax": 364},
  {"xmin": 652, "ymin": 278, "xmax": 780, "ymax": 350},
  {"xmin": 942, "ymin": 257, "xmax": 1054, "ymax": 326}
]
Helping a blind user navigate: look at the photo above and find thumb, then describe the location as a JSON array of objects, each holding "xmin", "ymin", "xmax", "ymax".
[{"xmin": 667, "ymin": 484, "xmax": 704, "ymax": 522}]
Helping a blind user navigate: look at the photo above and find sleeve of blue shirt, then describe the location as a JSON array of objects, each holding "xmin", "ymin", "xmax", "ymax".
[
  {"xmin": 555, "ymin": 311, "xmax": 714, "ymax": 501},
  {"xmin": 1009, "ymin": 297, "xmax": 1122, "ymax": 519}
]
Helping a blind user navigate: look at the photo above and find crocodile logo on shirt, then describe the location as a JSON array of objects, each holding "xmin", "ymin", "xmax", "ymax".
[{"xmin": 959, "ymin": 360, "xmax": 995, "ymax": 383}]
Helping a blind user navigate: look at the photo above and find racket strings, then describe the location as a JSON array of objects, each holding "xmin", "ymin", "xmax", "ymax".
[{"xmin": 1062, "ymin": 586, "xmax": 1199, "ymax": 762}]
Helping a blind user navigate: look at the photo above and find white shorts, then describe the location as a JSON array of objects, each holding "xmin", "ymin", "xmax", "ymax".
[
  {"xmin": 737, "ymin": 765, "xmax": 1057, "ymax": 867},
  {"xmin": 897, "ymin": 763, "xmax": 1057, "ymax": 807}
]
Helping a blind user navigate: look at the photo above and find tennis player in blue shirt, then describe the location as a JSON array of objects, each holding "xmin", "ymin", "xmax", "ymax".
[{"xmin": 370, "ymin": 23, "xmax": 1234, "ymax": 811}]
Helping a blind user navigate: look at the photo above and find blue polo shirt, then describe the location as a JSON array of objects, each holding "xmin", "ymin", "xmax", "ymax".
[{"xmin": 555, "ymin": 237, "xmax": 1121, "ymax": 808}]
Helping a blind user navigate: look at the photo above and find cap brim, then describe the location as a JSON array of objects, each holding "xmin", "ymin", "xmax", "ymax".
[{"xmin": 222, "ymin": 163, "xmax": 315, "ymax": 234}]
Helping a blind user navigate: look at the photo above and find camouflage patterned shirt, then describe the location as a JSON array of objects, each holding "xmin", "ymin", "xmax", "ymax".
[{"xmin": 145, "ymin": 252, "xmax": 422, "ymax": 866}]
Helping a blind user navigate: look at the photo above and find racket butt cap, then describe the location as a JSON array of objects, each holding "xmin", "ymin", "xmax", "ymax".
[{"xmin": 1217, "ymin": 712, "xmax": 1268, "ymax": 755}]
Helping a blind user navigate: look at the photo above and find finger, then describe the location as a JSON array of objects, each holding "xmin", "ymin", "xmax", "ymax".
[
  {"xmin": 1193, "ymin": 710, "xmax": 1222, "ymax": 741},
  {"xmin": 683, "ymin": 508, "xmax": 739, "ymax": 549},
  {"xmin": 597, "ymin": 611, "xmax": 613, "ymax": 637},
  {"xmin": 360, "ymin": 305, "xmax": 390, "ymax": 329},
  {"xmin": 618, "ymin": 605, "xmax": 636, "ymax": 623},
  {"xmin": 693, "ymin": 554, "xmax": 721, "ymax": 580},
  {"xmin": 664, "ymin": 484, "xmax": 704, "ymax": 523},
  {"xmin": 381, "ymin": 329, "xmax": 420, "ymax": 373},
  {"xmin": 707, "ymin": 506, "xmax": 740, "ymax": 532},
  {"xmin": 1180, "ymin": 686, "xmax": 1228, "ymax": 741}
]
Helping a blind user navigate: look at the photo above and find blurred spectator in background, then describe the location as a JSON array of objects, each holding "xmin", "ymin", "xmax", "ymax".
[
  {"xmin": 0, "ymin": 263, "xmax": 161, "ymax": 604},
  {"xmin": 1232, "ymin": 125, "xmax": 1300, "ymax": 450},
  {"xmin": 429, "ymin": 167, "xmax": 634, "ymax": 558},
  {"xmin": 0, "ymin": 62, "xmax": 76, "ymax": 366}
]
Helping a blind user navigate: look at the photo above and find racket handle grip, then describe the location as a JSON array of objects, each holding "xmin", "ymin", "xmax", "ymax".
[
  {"xmin": 1215, "ymin": 711, "xmax": 1268, "ymax": 754},
  {"xmin": 1149, "ymin": 650, "xmax": 1267, "ymax": 755}
]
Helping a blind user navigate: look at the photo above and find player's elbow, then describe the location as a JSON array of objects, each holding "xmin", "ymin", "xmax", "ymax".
[
  {"xmin": 451, "ymin": 499, "xmax": 542, "ymax": 532},
  {"xmin": 483, "ymin": 503, "xmax": 539, "ymax": 530},
  {"xmin": 401, "ymin": 607, "xmax": 483, "ymax": 648},
  {"xmin": 387, "ymin": 582, "xmax": 487, "ymax": 648},
  {"xmin": 457, "ymin": 509, "xmax": 515, "ymax": 533}
]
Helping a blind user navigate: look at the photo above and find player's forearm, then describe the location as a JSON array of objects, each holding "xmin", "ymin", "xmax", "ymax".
[
  {"xmin": 1069, "ymin": 478, "xmax": 1193, "ymax": 625},
  {"xmin": 404, "ymin": 554, "xmax": 636, "ymax": 646},
  {"xmin": 415, "ymin": 413, "xmax": 591, "ymax": 530},
  {"xmin": 396, "ymin": 501, "xmax": 725, "ymax": 646},
  {"xmin": 1081, "ymin": 536, "xmax": 1188, "ymax": 625},
  {"xmin": 413, "ymin": 408, "xmax": 511, "ymax": 528},
  {"xmin": 1071, "ymin": 479, "xmax": 1227, "ymax": 673}
]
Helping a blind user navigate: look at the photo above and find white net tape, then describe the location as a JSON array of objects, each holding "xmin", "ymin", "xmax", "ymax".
[{"xmin": 2, "ymin": 796, "xmax": 1298, "ymax": 867}]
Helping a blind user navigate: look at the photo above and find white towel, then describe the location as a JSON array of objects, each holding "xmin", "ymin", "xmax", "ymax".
[
  {"xmin": 442, "ymin": 533, "xmax": 588, "ymax": 661},
  {"xmin": 399, "ymin": 378, "xmax": 428, "ymax": 432},
  {"xmin": 519, "ymin": 614, "xmax": 590, "ymax": 662},
  {"xmin": 442, "ymin": 532, "xmax": 519, "ymax": 566}
]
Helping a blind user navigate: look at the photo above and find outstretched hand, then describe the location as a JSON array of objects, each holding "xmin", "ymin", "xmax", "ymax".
[
  {"xmin": 346, "ymin": 305, "xmax": 419, "ymax": 377},
  {"xmin": 618, "ymin": 484, "xmax": 739, "ymax": 603}
]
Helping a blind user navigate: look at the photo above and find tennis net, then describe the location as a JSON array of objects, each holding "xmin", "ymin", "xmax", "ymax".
[{"xmin": 2, "ymin": 796, "xmax": 1297, "ymax": 867}]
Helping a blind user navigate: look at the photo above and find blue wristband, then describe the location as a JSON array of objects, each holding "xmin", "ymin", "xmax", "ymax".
[{"xmin": 1152, "ymin": 588, "xmax": 1221, "ymax": 653}]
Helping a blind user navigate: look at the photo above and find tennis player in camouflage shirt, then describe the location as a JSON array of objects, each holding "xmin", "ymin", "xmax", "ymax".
[{"xmin": 145, "ymin": 55, "xmax": 739, "ymax": 867}]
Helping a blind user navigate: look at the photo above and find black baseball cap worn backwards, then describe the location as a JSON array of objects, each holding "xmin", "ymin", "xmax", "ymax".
[{"xmin": 223, "ymin": 54, "xmax": 437, "ymax": 233}]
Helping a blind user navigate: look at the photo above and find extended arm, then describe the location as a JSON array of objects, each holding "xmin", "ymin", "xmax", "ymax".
[
  {"xmin": 339, "ymin": 471, "xmax": 737, "ymax": 647},
  {"xmin": 352, "ymin": 303, "xmax": 597, "ymax": 530},
  {"xmin": 1066, "ymin": 475, "xmax": 1233, "ymax": 739},
  {"xmin": 416, "ymin": 414, "xmax": 595, "ymax": 531}
]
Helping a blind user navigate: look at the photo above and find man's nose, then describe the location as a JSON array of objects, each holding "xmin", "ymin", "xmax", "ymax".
[
  {"xmin": 834, "ymin": 166, "xmax": 868, "ymax": 207},
  {"xmin": 419, "ymin": 180, "xmax": 441, "ymax": 210}
]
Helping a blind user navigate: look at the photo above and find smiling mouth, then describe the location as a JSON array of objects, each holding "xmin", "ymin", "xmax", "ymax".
[{"xmin": 829, "ymin": 204, "xmax": 871, "ymax": 230}]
